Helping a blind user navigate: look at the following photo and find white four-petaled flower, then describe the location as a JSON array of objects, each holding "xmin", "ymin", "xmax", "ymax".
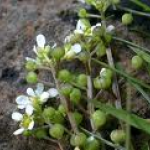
[{"xmin": 12, "ymin": 111, "xmax": 34, "ymax": 135}]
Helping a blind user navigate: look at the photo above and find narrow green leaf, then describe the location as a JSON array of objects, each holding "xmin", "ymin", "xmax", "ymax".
[
  {"xmin": 92, "ymin": 58, "xmax": 150, "ymax": 90},
  {"xmin": 93, "ymin": 100, "xmax": 150, "ymax": 135},
  {"xmin": 129, "ymin": 46, "xmax": 150, "ymax": 64}
]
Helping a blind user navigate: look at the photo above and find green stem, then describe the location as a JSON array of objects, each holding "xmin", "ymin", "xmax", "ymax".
[
  {"xmin": 129, "ymin": 0, "xmax": 150, "ymax": 12},
  {"xmin": 116, "ymin": 6, "xmax": 150, "ymax": 17},
  {"xmin": 113, "ymin": 36, "xmax": 150, "ymax": 53},
  {"xmin": 80, "ymin": 127, "xmax": 126, "ymax": 150}
]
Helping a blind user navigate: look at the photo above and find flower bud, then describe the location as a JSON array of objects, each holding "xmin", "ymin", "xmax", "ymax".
[
  {"xmin": 25, "ymin": 61, "xmax": 37, "ymax": 71},
  {"xmin": 58, "ymin": 69, "xmax": 72, "ymax": 83},
  {"xmin": 70, "ymin": 88, "xmax": 81, "ymax": 105},
  {"xmin": 78, "ymin": 9, "xmax": 87, "ymax": 18},
  {"xmin": 26, "ymin": 72, "xmax": 38, "ymax": 84},
  {"xmin": 110, "ymin": 129, "xmax": 126, "ymax": 144},
  {"xmin": 91, "ymin": 110, "xmax": 106, "ymax": 129},
  {"xmin": 78, "ymin": 52, "xmax": 89, "ymax": 63},
  {"xmin": 49, "ymin": 124, "xmax": 64, "ymax": 139},
  {"xmin": 52, "ymin": 47, "xmax": 65, "ymax": 61},
  {"xmin": 131, "ymin": 55, "xmax": 143, "ymax": 69},
  {"xmin": 122, "ymin": 13, "xmax": 133, "ymax": 25}
]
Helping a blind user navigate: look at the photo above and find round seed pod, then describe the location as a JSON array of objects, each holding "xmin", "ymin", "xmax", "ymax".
[
  {"xmin": 110, "ymin": 129, "xmax": 126, "ymax": 144},
  {"xmin": 26, "ymin": 72, "xmax": 38, "ymax": 84},
  {"xmin": 122, "ymin": 13, "xmax": 133, "ymax": 25},
  {"xmin": 49, "ymin": 124, "xmax": 64, "ymax": 139},
  {"xmin": 131, "ymin": 55, "xmax": 143, "ymax": 69}
]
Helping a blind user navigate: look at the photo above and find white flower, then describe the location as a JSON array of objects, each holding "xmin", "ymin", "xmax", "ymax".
[
  {"xmin": 106, "ymin": 25, "xmax": 115, "ymax": 32},
  {"xmin": 16, "ymin": 95, "xmax": 33, "ymax": 115},
  {"xmin": 25, "ymin": 57, "xmax": 36, "ymax": 62},
  {"xmin": 74, "ymin": 20, "xmax": 86, "ymax": 34},
  {"xmin": 91, "ymin": 23, "xmax": 102, "ymax": 32},
  {"xmin": 48, "ymin": 88, "xmax": 59, "ymax": 98},
  {"xmin": 70, "ymin": 43, "xmax": 82, "ymax": 54},
  {"xmin": 26, "ymin": 83, "xmax": 50, "ymax": 103},
  {"xmin": 36, "ymin": 34, "xmax": 46, "ymax": 48},
  {"xmin": 12, "ymin": 111, "xmax": 34, "ymax": 135}
]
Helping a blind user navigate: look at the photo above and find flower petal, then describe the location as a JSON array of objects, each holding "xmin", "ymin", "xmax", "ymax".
[
  {"xmin": 12, "ymin": 112, "xmax": 23, "ymax": 121},
  {"xmin": 106, "ymin": 25, "xmax": 115, "ymax": 32},
  {"xmin": 33, "ymin": 45, "xmax": 38, "ymax": 54},
  {"xmin": 18, "ymin": 105, "xmax": 26, "ymax": 109},
  {"xmin": 13, "ymin": 128, "xmax": 24, "ymax": 135},
  {"xmin": 28, "ymin": 120, "xmax": 34, "ymax": 130},
  {"xmin": 16, "ymin": 95, "xmax": 30, "ymax": 105},
  {"xmin": 40, "ymin": 92, "xmax": 50, "ymax": 103},
  {"xmin": 26, "ymin": 105, "xmax": 34, "ymax": 116},
  {"xmin": 35, "ymin": 83, "xmax": 44, "ymax": 95},
  {"xmin": 76, "ymin": 20, "xmax": 86, "ymax": 31},
  {"xmin": 71, "ymin": 43, "xmax": 82, "ymax": 54},
  {"xmin": 48, "ymin": 88, "xmax": 58, "ymax": 98},
  {"xmin": 27, "ymin": 88, "xmax": 35, "ymax": 97},
  {"xmin": 36, "ymin": 34, "xmax": 46, "ymax": 48},
  {"xmin": 26, "ymin": 57, "xmax": 36, "ymax": 62}
]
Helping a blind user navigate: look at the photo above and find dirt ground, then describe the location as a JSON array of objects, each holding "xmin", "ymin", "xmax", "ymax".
[{"xmin": 0, "ymin": 0, "xmax": 75, "ymax": 150}]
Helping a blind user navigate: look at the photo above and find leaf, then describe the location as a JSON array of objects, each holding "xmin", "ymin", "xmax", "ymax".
[
  {"xmin": 130, "ymin": 81, "xmax": 150, "ymax": 104},
  {"xmin": 93, "ymin": 100, "xmax": 150, "ymax": 135}
]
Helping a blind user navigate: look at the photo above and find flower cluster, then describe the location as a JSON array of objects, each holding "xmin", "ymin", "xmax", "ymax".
[
  {"xmin": 12, "ymin": 83, "xmax": 58, "ymax": 135},
  {"xmin": 12, "ymin": 0, "xmax": 145, "ymax": 150}
]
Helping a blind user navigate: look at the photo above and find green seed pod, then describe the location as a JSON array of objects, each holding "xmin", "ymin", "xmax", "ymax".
[
  {"xmin": 91, "ymin": 110, "xmax": 106, "ymax": 129},
  {"xmin": 131, "ymin": 55, "xmax": 143, "ymax": 69},
  {"xmin": 70, "ymin": 88, "xmax": 81, "ymax": 105},
  {"xmin": 122, "ymin": 13, "xmax": 133, "ymax": 25},
  {"xmin": 112, "ymin": 0, "xmax": 120, "ymax": 5},
  {"xmin": 73, "ymin": 111, "xmax": 83, "ymax": 125},
  {"xmin": 53, "ymin": 111, "xmax": 65, "ymax": 124},
  {"xmin": 58, "ymin": 69, "xmax": 72, "ymax": 83},
  {"xmin": 26, "ymin": 72, "xmax": 38, "ymax": 84},
  {"xmin": 42, "ymin": 107, "xmax": 56, "ymax": 123},
  {"xmin": 77, "ymin": 74, "xmax": 87, "ymax": 87},
  {"xmin": 99, "ymin": 77, "xmax": 112, "ymax": 89},
  {"xmin": 34, "ymin": 129, "xmax": 47, "ymax": 139},
  {"xmin": 93, "ymin": 77, "xmax": 101, "ymax": 89},
  {"xmin": 52, "ymin": 47, "xmax": 65, "ymax": 61},
  {"xmin": 58, "ymin": 104, "xmax": 67, "ymax": 116},
  {"xmin": 60, "ymin": 84, "xmax": 73, "ymax": 97},
  {"xmin": 25, "ymin": 61, "xmax": 37, "ymax": 71},
  {"xmin": 100, "ymin": 68, "xmax": 113, "ymax": 79},
  {"xmin": 110, "ymin": 129, "xmax": 126, "ymax": 144},
  {"xmin": 78, "ymin": 9, "xmax": 87, "ymax": 18},
  {"xmin": 95, "ymin": 43, "xmax": 106, "ymax": 57},
  {"xmin": 49, "ymin": 124, "xmax": 64, "ymax": 139},
  {"xmin": 84, "ymin": 136, "xmax": 100, "ymax": 150},
  {"xmin": 70, "ymin": 132, "xmax": 87, "ymax": 146}
]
